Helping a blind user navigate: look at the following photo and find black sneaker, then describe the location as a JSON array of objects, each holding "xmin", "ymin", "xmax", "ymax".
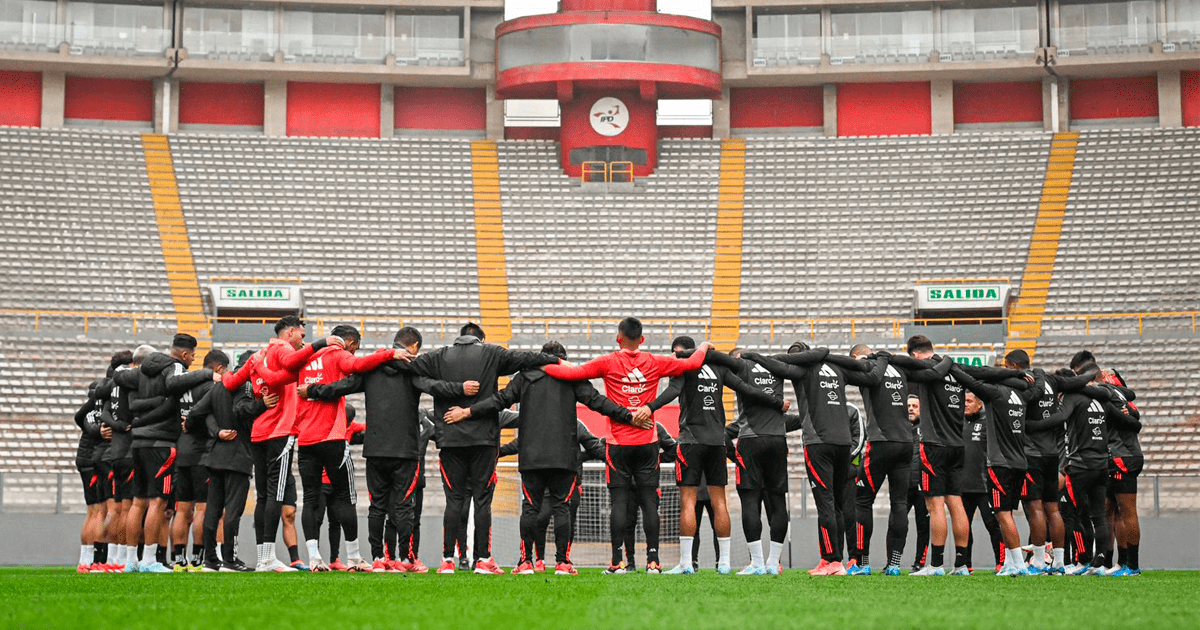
[
  {"xmin": 201, "ymin": 560, "xmax": 222, "ymax": 573},
  {"xmin": 220, "ymin": 559, "xmax": 254, "ymax": 573},
  {"xmin": 457, "ymin": 557, "xmax": 471, "ymax": 572}
]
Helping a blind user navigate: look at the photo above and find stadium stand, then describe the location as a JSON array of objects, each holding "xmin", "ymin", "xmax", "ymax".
[
  {"xmin": 1, "ymin": 127, "xmax": 1198, "ymax": 516},
  {"xmin": 1046, "ymin": 128, "xmax": 1200, "ymax": 320},
  {"xmin": 170, "ymin": 134, "xmax": 483, "ymax": 324},
  {"xmin": 0, "ymin": 128, "xmax": 175, "ymax": 321}
]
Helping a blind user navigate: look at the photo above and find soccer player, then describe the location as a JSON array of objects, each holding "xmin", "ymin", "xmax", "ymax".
[
  {"xmin": 188, "ymin": 353, "xmax": 270, "ymax": 572},
  {"xmin": 74, "ymin": 380, "xmax": 107, "ymax": 573},
  {"xmin": 647, "ymin": 336, "xmax": 786, "ymax": 575},
  {"xmin": 540, "ymin": 317, "xmax": 711, "ymax": 574},
  {"xmin": 93, "ymin": 351, "xmax": 132, "ymax": 571},
  {"xmin": 393, "ymin": 410, "xmax": 436, "ymax": 572},
  {"xmin": 740, "ymin": 344, "xmax": 872, "ymax": 575},
  {"xmin": 1045, "ymin": 367, "xmax": 1140, "ymax": 575},
  {"xmin": 172, "ymin": 350, "xmax": 228, "ymax": 571},
  {"xmin": 891, "ymin": 335, "xmax": 970, "ymax": 576},
  {"xmin": 499, "ymin": 418, "xmax": 604, "ymax": 572},
  {"xmin": 402, "ymin": 323, "xmax": 560, "ymax": 575},
  {"xmin": 1099, "ymin": 369, "xmax": 1142, "ymax": 576},
  {"xmin": 904, "ymin": 395, "xmax": 931, "ymax": 573},
  {"xmin": 220, "ymin": 315, "xmax": 342, "ymax": 572},
  {"xmin": 108, "ymin": 344, "xmax": 154, "ymax": 571},
  {"xmin": 450, "ymin": 341, "xmax": 633, "ymax": 575},
  {"xmin": 953, "ymin": 362, "xmax": 1041, "ymax": 576},
  {"xmin": 301, "ymin": 326, "xmax": 476, "ymax": 573},
  {"xmin": 293, "ymin": 324, "xmax": 406, "ymax": 571},
  {"xmin": 845, "ymin": 345, "xmax": 947, "ymax": 576},
  {"xmin": 1015, "ymin": 352, "xmax": 1092, "ymax": 574},
  {"xmin": 126, "ymin": 333, "xmax": 222, "ymax": 573},
  {"xmin": 719, "ymin": 347, "xmax": 797, "ymax": 575},
  {"xmin": 958, "ymin": 391, "xmax": 1004, "ymax": 574}
]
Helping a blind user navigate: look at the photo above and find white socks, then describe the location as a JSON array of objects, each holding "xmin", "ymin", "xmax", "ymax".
[
  {"xmin": 678, "ymin": 536, "xmax": 694, "ymax": 568},
  {"xmin": 80, "ymin": 545, "xmax": 93, "ymax": 566},
  {"xmin": 306, "ymin": 540, "xmax": 323, "ymax": 564},
  {"xmin": 346, "ymin": 540, "xmax": 361, "ymax": 562},
  {"xmin": 1030, "ymin": 544, "xmax": 1046, "ymax": 568},
  {"xmin": 748, "ymin": 540, "xmax": 764, "ymax": 567},
  {"xmin": 1052, "ymin": 547, "xmax": 1065, "ymax": 568},
  {"xmin": 107, "ymin": 543, "xmax": 116, "ymax": 561},
  {"xmin": 1006, "ymin": 547, "xmax": 1026, "ymax": 570},
  {"xmin": 263, "ymin": 542, "xmax": 277, "ymax": 565},
  {"xmin": 142, "ymin": 544, "xmax": 157, "ymax": 564},
  {"xmin": 766, "ymin": 541, "xmax": 785, "ymax": 568},
  {"xmin": 718, "ymin": 537, "xmax": 731, "ymax": 567}
]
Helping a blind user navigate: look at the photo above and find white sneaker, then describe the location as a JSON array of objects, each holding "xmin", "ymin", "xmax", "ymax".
[
  {"xmin": 736, "ymin": 564, "xmax": 766, "ymax": 576},
  {"xmin": 664, "ymin": 564, "xmax": 695, "ymax": 575},
  {"xmin": 266, "ymin": 558, "xmax": 297, "ymax": 573},
  {"xmin": 716, "ymin": 564, "xmax": 731, "ymax": 575},
  {"xmin": 1083, "ymin": 565, "xmax": 1108, "ymax": 576},
  {"xmin": 910, "ymin": 565, "xmax": 946, "ymax": 576}
]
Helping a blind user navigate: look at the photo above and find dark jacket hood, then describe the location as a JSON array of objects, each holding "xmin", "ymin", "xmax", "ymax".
[
  {"xmin": 453, "ymin": 335, "xmax": 482, "ymax": 346},
  {"xmin": 141, "ymin": 352, "xmax": 180, "ymax": 377},
  {"xmin": 522, "ymin": 368, "xmax": 547, "ymax": 383}
]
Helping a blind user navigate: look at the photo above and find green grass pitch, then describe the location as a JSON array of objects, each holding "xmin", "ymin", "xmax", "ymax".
[{"xmin": 2, "ymin": 566, "xmax": 1198, "ymax": 630}]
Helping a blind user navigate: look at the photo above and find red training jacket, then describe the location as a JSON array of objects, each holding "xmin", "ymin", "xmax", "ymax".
[
  {"xmin": 294, "ymin": 346, "xmax": 394, "ymax": 446},
  {"xmin": 222, "ymin": 338, "xmax": 321, "ymax": 443}
]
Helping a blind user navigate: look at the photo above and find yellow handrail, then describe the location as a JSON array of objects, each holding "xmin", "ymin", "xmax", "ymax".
[
  {"xmin": 207, "ymin": 277, "xmax": 304, "ymax": 284},
  {"xmin": 913, "ymin": 277, "xmax": 1011, "ymax": 285},
  {"xmin": 1, "ymin": 310, "xmax": 1196, "ymax": 340},
  {"xmin": 580, "ymin": 161, "xmax": 607, "ymax": 183}
]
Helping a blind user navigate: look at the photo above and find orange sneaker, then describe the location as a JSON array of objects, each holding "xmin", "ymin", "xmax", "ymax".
[
  {"xmin": 329, "ymin": 559, "xmax": 349, "ymax": 572},
  {"xmin": 809, "ymin": 560, "xmax": 831, "ymax": 575},
  {"xmin": 812, "ymin": 560, "xmax": 848, "ymax": 576},
  {"xmin": 511, "ymin": 561, "xmax": 535, "ymax": 575},
  {"xmin": 554, "ymin": 562, "xmax": 578, "ymax": 575},
  {"xmin": 474, "ymin": 558, "xmax": 504, "ymax": 575}
]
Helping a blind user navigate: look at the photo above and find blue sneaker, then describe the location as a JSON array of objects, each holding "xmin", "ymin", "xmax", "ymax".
[
  {"xmin": 1044, "ymin": 565, "xmax": 1066, "ymax": 575},
  {"xmin": 1083, "ymin": 565, "xmax": 1108, "ymax": 576},
  {"xmin": 910, "ymin": 565, "xmax": 945, "ymax": 576},
  {"xmin": 289, "ymin": 560, "xmax": 310, "ymax": 572},
  {"xmin": 847, "ymin": 563, "xmax": 871, "ymax": 576},
  {"xmin": 1025, "ymin": 565, "xmax": 1045, "ymax": 576},
  {"xmin": 949, "ymin": 566, "xmax": 970, "ymax": 576},
  {"xmin": 141, "ymin": 562, "xmax": 172, "ymax": 574},
  {"xmin": 665, "ymin": 564, "xmax": 695, "ymax": 575},
  {"xmin": 883, "ymin": 565, "xmax": 902, "ymax": 576},
  {"xmin": 736, "ymin": 564, "xmax": 766, "ymax": 576},
  {"xmin": 122, "ymin": 561, "xmax": 141, "ymax": 573},
  {"xmin": 1069, "ymin": 564, "xmax": 1090, "ymax": 576},
  {"xmin": 716, "ymin": 564, "xmax": 731, "ymax": 575},
  {"xmin": 1122, "ymin": 567, "xmax": 1142, "ymax": 576}
]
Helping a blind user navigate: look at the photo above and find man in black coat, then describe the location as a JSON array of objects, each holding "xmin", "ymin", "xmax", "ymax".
[{"xmin": 446, "ymin": 341, "xmax": 632, "ymax": 575}]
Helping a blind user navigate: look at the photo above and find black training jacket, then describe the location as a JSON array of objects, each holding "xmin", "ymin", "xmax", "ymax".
[
  {"xmin": 499, "ymin": 419, "xmax": 605, "ymax": 478},
  {"xmin": 130, "ymin": 352, "xmax": 214, "ymax": 448},
  {"xmin": 74, "ymin": 385, "xmax": 102, "ymax": 466},
  {"xmin": 722, "ymin": 354, "xmax": 794, "ymax": 439},
  {"xmin": 647, "ymin": 350, "xmax": 786, "ymax": 446},
  {"xmin": 104, "ymin": 365, "xmax": 153, "ymax": 461},
  {"xmin": 405, "ymin": 336, "xmax": 559, "ymax": 449},
  {"xmin": 176, "ymin": 380, "xmax": 215, "ymax": 467},
  {"xmin": 1099, "ymin": 383, "xmax": 1142, "ymax": 458},
  {"xmin": 471, "ymin": 368, "xmax": 631, "ymax": 471},
  {"xmin": 1024, "ymin": 369, "xmax": 1094, "ymax": 458},
  {"xmin": 892, "ymin": 354, "xmax": 966, "ymax": 448},
  {"xmin": 1052, "ymin": 386, "xmax": 1141, "ymax": 471},
  {"xmin": 961, "ymin": 411, "xmax": 988, "ymax": 493},
  {"xmin": 742, "ymin": 350, "xmax": 870, "ymax": 446},
  {"xmin": 305, "ymin": 359, "xmax": 464, "ymax": 460},
  {"xmin": 188, "ymin": 382, "xmax": 265, "ymax": 475},
  {"xmin": 860, "ymin": 353, "xmax": 949, "ymax": 444},
  {"xmin": 953, "ymin": 365, "xmax": 1040, "ymax": 471}
]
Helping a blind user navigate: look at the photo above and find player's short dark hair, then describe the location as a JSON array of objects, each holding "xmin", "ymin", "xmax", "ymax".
[
  {"xmin": 1069, "ymin": 350, "xmax": 1095, "ymax": 371},
  {"xmin": 330, "ymin": 325, "xmax": 360, "ymax": 342},
  {"xmin": 394, "ymin": 326, "xmax": 422, "ymax": 349},
  {"xmin": 203, "ymin": 350, "xmax": 230, "ymax": 369},
  {"xmin": 1005, "ymin": 349, "xmax": 1031, "ymax": 369},
  {"xmin": 729, "ymin": 347, "xmax": 744, "ymax": 359},
  {"xmin": 906, "ymin": 335, "xmax": 934, "ymax": 355},
  {"xmin": 108, "ymin": 350, "xmax": 133, "ymax": 377},
  {"xmin": 274, "ymin": 315, "xmax": 305, "ymax": 335},
  {"xmin": 541, "ymin": 341, "xmax": 567, "ymax": 359},
  {"xmin": 788, "ymin": 341, "xmax": 809, "ymax": 354},
  {"xmin": 618, "ymin": 317, "xmax": 642, "ymax": 341},
  {"xmin": 236, "ymin": 349, "xmax": 255, "ymax": 371},
  {"xmin": 671, "ymin": 336, "xmax": 696, "ymax": 351},
  {"xmin": 460, "ymin": 322, "xmax": 485, "ymax": 340},
  {"xmin": 849, "ymin": 343, "xmax": 870, "ymax": 357},
  {"xmin": 172, "ymin": 333, "xmax": 198, "ymax": 350}
]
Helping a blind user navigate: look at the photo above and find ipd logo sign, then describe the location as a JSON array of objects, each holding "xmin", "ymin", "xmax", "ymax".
[{"xmin": 589, "ymin": 97, "xmax": 629, "ymax": 137}]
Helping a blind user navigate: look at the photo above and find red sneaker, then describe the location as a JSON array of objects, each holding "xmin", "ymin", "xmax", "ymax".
[
  {"xmin": 437, "ymin": 559, "xmax": 455, "ymax": 574},
  {"xmin": 409, "ymin": 559, "xmax": 429, "ymax": 574},
  {"xmin": 511, "ymin": 561, "xmax": 535, "ymax": 575},
  {"xmin": 387, "ymin": 560, "xmax": 407, "ymax": 573},
  {"xmin": 812, "ymin": 561, "xmax": 847, "ymax": 576},
  {"xmin": 534, "ymin": 559, "xmax": 546, "ymax": 573},
  {"xmin": 371, "ymin": 559, "xmax": 391, "ymax": 573},
  {"xmin": 77, "ymin": 564, "xmax": 90, "ymax": 574},
  {"xmin": 474, "ymin": 558, "xmax": 504, "ymax": 575},
  {"xmin": 995, "ymin": 564, "xmax": 1003, "ymax": 574},
  {"xmin": 329, "ymin": 559, "xmax": 349, "ymax": 572},
  {"xmin": 808, "ymin": 560, "xmax": 831, "ymax": 575},
  {"xmin": 554, "ymin": 562, "xmax": 578, "ymax": 576},
  {"xmin": 88, "ymin": 563, "xmax": 107, "ymax": 574}
]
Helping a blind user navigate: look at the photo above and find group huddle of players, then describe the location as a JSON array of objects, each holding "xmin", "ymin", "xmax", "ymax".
[{"xmin": 69, "ymin": 315, "xmax": 1144, "ymax": 576}]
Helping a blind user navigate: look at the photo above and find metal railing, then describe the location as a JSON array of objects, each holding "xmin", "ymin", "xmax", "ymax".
[{"xmin": 0, "ymin": 310, "xmax": 1197, "ymax": 340}]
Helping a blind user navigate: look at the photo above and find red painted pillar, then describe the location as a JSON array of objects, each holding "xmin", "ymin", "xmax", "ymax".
[{"xmin": 559, "ymin": 91, "xmax": 657, "ymax": 178}]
